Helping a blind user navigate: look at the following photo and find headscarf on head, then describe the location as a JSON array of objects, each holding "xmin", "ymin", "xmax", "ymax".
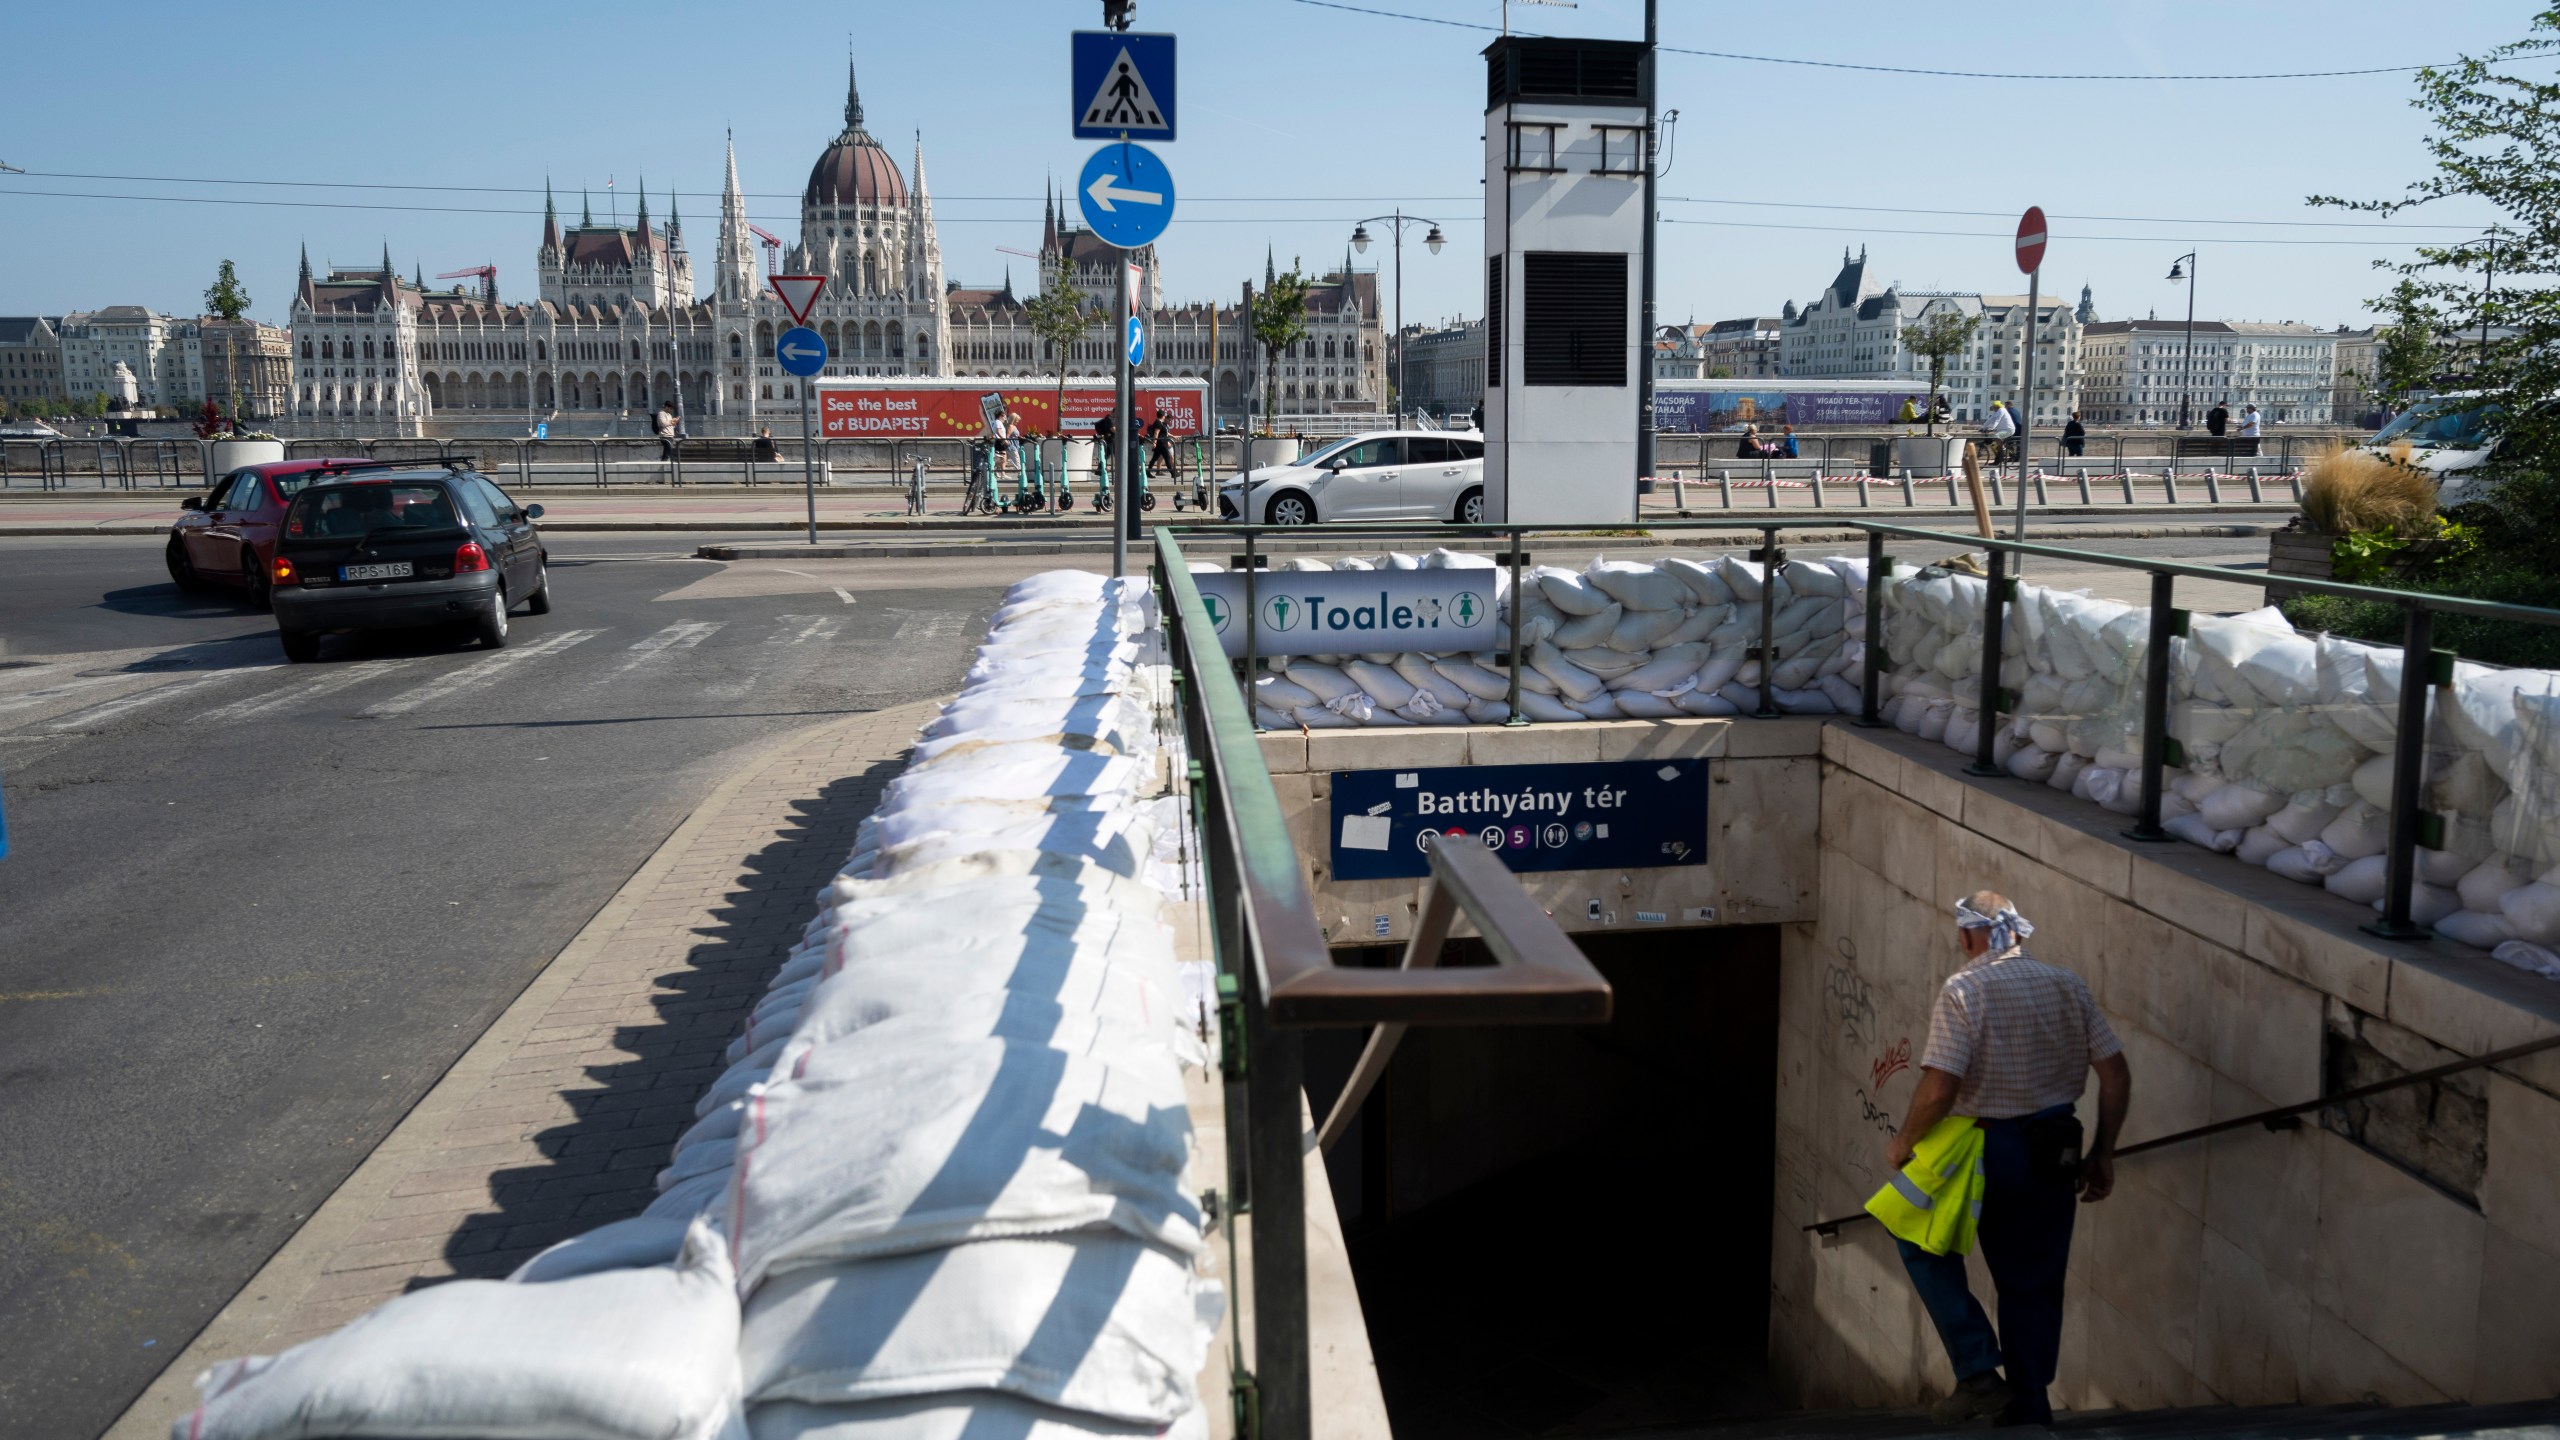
[{"xmin": 1953, "ymin": 895, "xmax": 2034, "ymax": 956}]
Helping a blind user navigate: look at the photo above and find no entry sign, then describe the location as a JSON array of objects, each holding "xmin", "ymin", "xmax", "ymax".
[{"xmin": 2015, "ymin": 206, "xmax": 2047, "ymax": 275}]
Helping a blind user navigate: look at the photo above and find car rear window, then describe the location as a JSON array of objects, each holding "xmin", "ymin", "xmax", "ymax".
[
  {"xmin": 287, "ymin": 484, "xmax": 461, "ymax": 540},
  {"xmin": 272, "ymin": 472, "xmax": 327, "ymax": 499}
]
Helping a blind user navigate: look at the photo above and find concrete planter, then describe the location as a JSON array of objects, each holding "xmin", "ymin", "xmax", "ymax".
[
  {"xmin": 1890, "ymin": 435, "xmax": 1963, "ymax": 475},
  {"xmin": 208, "ymin": 438, "xmax": 285, "ymax": 473},
  {"xmin": 1247, "ymin": 436, "xmax": 1301, "ymax": 468}
]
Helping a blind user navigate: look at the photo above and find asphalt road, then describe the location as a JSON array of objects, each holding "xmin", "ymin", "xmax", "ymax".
[{"xmin": 0, "ymin": 531, "xmax": 1028, "ymax": 1439}]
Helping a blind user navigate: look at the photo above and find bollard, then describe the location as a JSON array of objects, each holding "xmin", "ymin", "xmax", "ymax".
[
  {"xmin": 2245, "ymin": 466, "xmax": 2264, "ymax": 502},
  {"xmin": 1811, "ymin": 468, "xmax": 1826, "ymax": 508},
  {"xmin": 2033, "ymin": 469, "xmax": 2049, "ymax": 505},
  {"xmin": 2205, "ymin": 469, "xmax": 2223, "ymax": 503},
  {"xmin": 1944, "ymin": 468, "xmax": 1962, "ymax": 507},
  {"xmin": 1857, "ymin": 469, "xmax": 1871, "ymax": 508},
  {"xmin": 2076, "ymin": 467, "xmax": 2092, "ymax": 504},
  {"xmin": 2289, "ymin": 469, "xmax": 2304, "ymax": 503},
  {"xmin": 1987, "ymin": 471, "xmax": 2004, "ymax": 509},
  {"xmin": 2119, "ymin": 468, "xmax": 2135, "ymax": 504},
  {"xmin": 1673, "ymin": 477, "xmax": 1687, "ymax": 513},
  {"xmin": 1900, "ymin": 467, "xmax": 1916, "ymax": 507},
  {"xmin": 2162, "ymin": 465, "xmax": 2179, "ymax": 505},
  {"xmin": 1718, "ymin": 469, "xmax": 1732, "ymax": 509}
]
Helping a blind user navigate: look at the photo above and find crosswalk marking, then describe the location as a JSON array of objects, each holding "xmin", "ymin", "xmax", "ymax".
[
  {"xmin": 0, "ymin": 673, "xmax": 131, "ymax": 717},
  {"xmin": 198, "ymin": 659, "xmax": 427, "ymax": 723},
  {"xmin": 47, "ymin": 667, "xmax": 282, "ymax": 731},
  {"xmin": 768, "ymin": 615, "xmax": 843, "ymax": 646},
  {"xmin": 358, "ymin": 629, "xmax": 604, "ymax": 717},
  {"xmin": 892, "ymin": 612, "xmax": 971, "ymax": 642},
  {"xmin": 600, "ymin": 622, "xmax": 724, "ymax": 681}
]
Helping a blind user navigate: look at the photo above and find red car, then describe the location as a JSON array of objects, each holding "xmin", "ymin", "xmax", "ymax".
[{"xmin": 167, "ymin": 458, "xmax": 398, "ymax": 608}]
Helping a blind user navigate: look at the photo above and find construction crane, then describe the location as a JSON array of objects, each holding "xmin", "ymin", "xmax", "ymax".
[
  {"xmin": 436, "ymin": 265, "xmax": 498, "ymax": 303},
  {"xmin": 747, "ymin": 225, "xmax": 783, "ymax": 276}
]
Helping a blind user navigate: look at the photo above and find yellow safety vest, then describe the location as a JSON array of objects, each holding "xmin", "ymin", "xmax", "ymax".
[{"xmin": 1865, "ymin": 1116, "xmax": 1985, "ymax": 1256}]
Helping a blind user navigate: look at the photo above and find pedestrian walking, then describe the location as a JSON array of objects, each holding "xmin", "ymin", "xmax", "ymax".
[
  {"xmin": 653, "ymin": 402, "xmax": 678, "ymax": 460},
  {"xmin": 2205, "ymin": 401, "xmax": 2230, "ymax": 437},
  {"xmin": 1003, "ymin": 411, "xmax": 1026, "ymax": 481},
  {"xmin": 1875, "ymin": 890, "xmax": 2131, "ymax": 1427},
  {"xmin": 2238, "ymin": 403, "xmax": 2262, "ymax": 439},
  {"xmin": 752, "ymin": 426, "xmax": 778, "ymax": 463},
  {"xmin": 1470, "ymin": 398, "xmax": 1485, "ymax": 431},
  {"xmin": 1146, "ymin": 413, "xmax": 1177, "ymax": 479},
  {"xmin": 1090, "ymin": 412, "xmax": 1118, "ymax": 497},
  {"xmin": 2062, "ymin": 411, "xmax": 2087, "ymax": 457}
]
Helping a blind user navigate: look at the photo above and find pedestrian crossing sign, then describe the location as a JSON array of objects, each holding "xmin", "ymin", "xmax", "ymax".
[{"xmin": 1072, "ymin": 31, "xmax": 1176, "ymax": 140}]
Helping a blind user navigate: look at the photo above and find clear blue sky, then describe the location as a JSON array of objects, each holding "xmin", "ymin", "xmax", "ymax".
[{"xmin": 0, "ymin": 0, "xmax": 2527, "ymax": 332}]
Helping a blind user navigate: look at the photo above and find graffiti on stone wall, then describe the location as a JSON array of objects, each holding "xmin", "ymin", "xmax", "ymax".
[
  {"xmin": 1826, "ymin": 937, "xmax": 1879, "ymax": 1048},
  {"xmin": 1856, "ymin": 1091, "xmax": 1896, "ymax": 1134},
  {"xmin": 1869, "ymin": 1037, "xmax": 1911, "ymax": 1093}
]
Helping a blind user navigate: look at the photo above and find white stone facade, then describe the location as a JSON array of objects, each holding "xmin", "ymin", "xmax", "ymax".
[
  {"xmin": 1777, "ymin": 249, "xmax": 2083, "ymax": 424},
  {"xmin": 59, "ymin": 307, "xmax": 202, "ymax": 409},
  {"xmin": 2079, "ymin": 319, "xmax": 2335, "ymax": 426},
  {"xmin": 285, "ymin": 66, "xmax": 1378, "ymax": 436}
]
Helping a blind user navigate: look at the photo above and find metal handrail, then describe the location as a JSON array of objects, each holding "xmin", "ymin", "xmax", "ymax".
[
  {"xmin": 1152, "ymin": 526, "xmax": 1617, "ymax": 1440},
  {"xmin": 1311, "ymin": 831, "xmax": 1612, "ymax": 1152},
  {"xmin": 1803, "ymin": 1028, "xmax": 2560, "ymax": 1238}
]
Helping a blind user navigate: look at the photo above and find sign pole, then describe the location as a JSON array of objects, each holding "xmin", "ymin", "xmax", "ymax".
[
  {"xmin": 801, "ymin": 382, "xmax": 817, "ymax": 545},
  {"xmin": 1114, "ymin": 242, "xmax": 1134, "ymax": 579},
  {"xmin": 2015, "ymin": 264, "xmax": 2037, "ymax": 562}
]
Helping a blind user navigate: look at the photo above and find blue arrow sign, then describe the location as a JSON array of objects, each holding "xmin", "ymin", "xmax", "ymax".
[
  {"xmin": 1078, "ymin": 142, "xmax": 1175, "ymax": 251},
  {"xmin": 1125, "ymin": 316, "xmax": 1146, "ymax": 367},
  {"xmin": 777, "ymin": 326, "xmax": 827, "ymax": 378},
  {"xmin": 1072, "ymin": 32, "xmax": 1175, "ymax": 140}
]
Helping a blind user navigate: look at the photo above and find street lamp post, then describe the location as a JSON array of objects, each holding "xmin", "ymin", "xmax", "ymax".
[
  {"xmin": 1350, "ymin": 211, "xmax": 1445, "ymax": 427},
  {"xmin": 2167, "ymin": 252, "xmax": 2198, "ymax": 430}
]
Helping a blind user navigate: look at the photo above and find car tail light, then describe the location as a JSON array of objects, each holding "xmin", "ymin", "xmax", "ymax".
[
  {"xmin": 271, "ymin": 555, "xmax": 298, "ymax": 585},
  {"xmin": 453, "ymin": 541, "xmax": 491, "ymax": 573}
]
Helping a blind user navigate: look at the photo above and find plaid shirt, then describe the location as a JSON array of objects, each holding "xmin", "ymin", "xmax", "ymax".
[{"xmin": 1920, "ymin": 947, "xmax": 2121, "ymax": 1119}]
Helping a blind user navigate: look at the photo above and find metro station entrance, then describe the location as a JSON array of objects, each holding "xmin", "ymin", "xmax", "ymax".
[{"xmin": 1308, "ymin": 927, "xmax": 1783, "ymax": 1438}]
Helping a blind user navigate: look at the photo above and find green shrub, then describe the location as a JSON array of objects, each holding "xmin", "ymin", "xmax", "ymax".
[{"xmin": 2284, "ymin": 564, "xmax": 2560, "ymax": 670}]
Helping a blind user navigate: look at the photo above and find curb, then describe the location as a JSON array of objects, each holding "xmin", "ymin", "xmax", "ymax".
[
  {"xmin": 696, "ymin": 522, "xmax": 2286, "ymax": 562},
  {"xmin": 98, "ymin": 700, "xmax": 938, "ymax": 1440}
]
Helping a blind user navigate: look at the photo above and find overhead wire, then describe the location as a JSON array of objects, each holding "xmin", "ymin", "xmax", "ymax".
[{"xmin": 1285, "ymin": 0, "xmax": 2451, "ymax": 79}]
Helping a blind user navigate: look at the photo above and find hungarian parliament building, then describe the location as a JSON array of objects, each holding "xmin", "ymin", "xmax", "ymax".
[{"xmin": 288, "ymin": 68, "xmax": 1383, "ymax": 436}]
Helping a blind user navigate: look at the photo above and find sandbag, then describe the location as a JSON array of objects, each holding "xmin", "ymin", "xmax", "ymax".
[
  {"xmin": 1528, "ymin": 640, "xmax": 1607, "ymax": 703},
  {"xmin": 2236, "ymin": 826, "xmax": 2292, "ymax": 866},
  {"xmin": 2501, "ymin": 883, "xmax": 2560, "ymax": 945},
  {"xmin": 729, "ymin": 1042, "xmax": 1197, "ymax": 1292},
  {"xmin": 1533, "ymin": 567, "xmax": 1612, "ymax": 615},
  {"xmin": 2493, "ymin": 939, "xmax": 2560, "ymax": 981},
  {"xmin": 181, "ymin": 1221, "xmax": 742, "ymax": 1440},
  {"xmin": 738, "ymin": 1234, "xmax": 1213, "ymax": 1424},
  {"xmin": 1433, "ymin": 657, "xmax": 1513, "ymax": 701},
  {"xmin": 1552, "ymin": 602, "xmax": 1623, "ymax": 650},
  {"xmin": 1517, "ymin": 690, "xmax": 1582, "ymax": 722},
  {"xmin": 2350, "ymin": 753, "xmax": 2397, "ymax": 812},
  {"xmin": 1391, "ymin": 654, "xmax": 1470, "ymax": 709},
  {"xmin": 2458, "ymin": 859, "xmax": 2532, "ymax": 914},
  {"xmin": 1252, "ymin": 674, "xmax": 1320, "ymax": 711},
  {"xmin": 1341, "ymin": 661, "xmax": 1416, "ymax": 711},
  {"xmin": 1586, "ymin": 560, "xmax": 1688, "ymax": 612},
  {"xmin": 2319, "ymin": 804, "xmax": 2390, "ymax": 861},
  {"xmin": 1609, "ymin": 605, "xmax": 1688, "ymax": 652},
  {"xmin": 2325, "ymin": 855, "xmax": 2392, "ymax": 905},
  {"xmin": 2266, "ymin": 793, "xmax": 2342, "ymax": 845},
  {"xmin": 1614, "ymin": 691, "xmax": 1685, "ymax": 718},
  {"xmin": 2314, "ymin": 633, "xmax": 2396, "ymax": 752},
  {"xmin": 1657, "ymin": 556, "xmax": 1733, "ymax": 606},
  {"xmin": 2436, "ymin": 908, "xmax": 2519, "ymax": 950},
  {"xmin": 2371, "ymin": 881, "xmax": 2461, "ymax": 928},
  {"xmin": 749, "ymin": 1395, "xmax": 1201, "ymax": 1440},
  {"xmin": 1559, "ymin": 646, "xmax": 1645, "ymax": 679},
  {"xmin": 1677, "ymin": 689, "xmax": 1740, "ymax": 717},
  {"xmin": 510, "ymin": 1216, "xmax": 699, "ymax": 1285},
  {"xmin": 2196, "ymin": 784, "xmax": 2285, "ymax": 832},
  {"xmin": 1282, "ymin": 662, "xmax": 1361, "ymax": 705},
  {"xmin": 2166, "ymin": 814, "xmax": 2243, "ymax": 852}
]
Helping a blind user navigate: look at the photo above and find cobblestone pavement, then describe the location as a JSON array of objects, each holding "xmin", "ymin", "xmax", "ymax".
[{"xmin": 105, "ymin": 696, "xmax": 947, "ymax": 1438}]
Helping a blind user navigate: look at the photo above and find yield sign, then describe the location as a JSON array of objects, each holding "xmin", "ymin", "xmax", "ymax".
[
  {"xmin": 2014, "ymin": 206, "xmax": 2047, "ymax": 275},
  {"xmin": 769, "ymin": 273, "xmax": 826, "ymax": 325}
]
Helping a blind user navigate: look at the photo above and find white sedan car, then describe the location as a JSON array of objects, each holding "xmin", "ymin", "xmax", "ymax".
[{"xmin": 1219, "ymin": 430, "xmax": 1485, "ymax": 525}]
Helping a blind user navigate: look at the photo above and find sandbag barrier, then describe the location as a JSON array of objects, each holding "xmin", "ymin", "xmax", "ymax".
[
  {"xmin": 173, "ymin": 572, "xmax": 1226, "ymax": 1440},
  {"xmin": 1183, "ymin": 516, "xmax": 2560, "ymax": 974},
  {"xmin": 1202, "ymin": 546, "xmax": 1870, "ymax": 730}
]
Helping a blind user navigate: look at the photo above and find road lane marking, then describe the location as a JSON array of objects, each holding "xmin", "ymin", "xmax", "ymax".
[
  {"xmin": 357, "ymin": 629, "xmax": 604, "ymax": 716},
  {"xmin": 891, "ymin": 611, "xmax": 971, "ymax": 643},
  {"xmin": 834, "ymin": 588, "xmax": 857, "ymax": 606},
  {"xmin": 198, "ymin": 659, "xmax": 427, "ymax": 722},
  {"xmin": 0, "ymin": 673, "xmax": 130, "ymax": 716},
  {"xmin": 46, "ymin": 667, "xmax": 283, "ymax": 731},
  {"xmin": 768, "ymin": 615, "xmax": 843, "ymax": 646},
  {"xmin": 599, "ymin": 621, "xmax": 723, "ymax": 681}
]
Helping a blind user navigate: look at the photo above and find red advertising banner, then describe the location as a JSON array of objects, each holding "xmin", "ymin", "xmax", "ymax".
[{"xmin": 815, "ymin": 381, "xmax": 1205, "ymax": 440}]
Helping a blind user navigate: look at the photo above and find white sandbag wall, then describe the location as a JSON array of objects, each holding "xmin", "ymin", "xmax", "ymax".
[
  {"xmin": 1873, "ymin": 559, "xmax": 2560, "ymax": 980},
  {"xmin": 1231, "ymin": 547, "xmax": 1873, "ymax": 729},
  {"xmin": 174, "ymin": 571, "xmax": 1223, "ymax": 1440}
]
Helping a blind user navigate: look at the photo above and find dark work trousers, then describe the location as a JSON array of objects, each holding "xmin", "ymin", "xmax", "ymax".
[{"xmin": 1894, "ymin": 1102, "xmax": 2078, "ymax": 1424}]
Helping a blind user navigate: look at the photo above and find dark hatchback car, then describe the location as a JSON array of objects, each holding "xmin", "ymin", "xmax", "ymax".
[{"xmin": 268, "ymin": 466, "xmax": 551, "ymax": 662}]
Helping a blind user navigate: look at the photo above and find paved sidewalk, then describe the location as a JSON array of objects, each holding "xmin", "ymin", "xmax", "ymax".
[{"xmin": 104, "ymin": 696, "xmax": 947, "ymax": 1439}]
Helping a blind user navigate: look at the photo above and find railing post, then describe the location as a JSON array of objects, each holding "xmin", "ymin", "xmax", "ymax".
[
  {"xmin": 2126, "ymin": 571, "xmax": 2180, "ymax": 841},
  {"xmin": 1858, "ymin": 530, "xmax": 1889, "ymax": 727},
  {"xmin": 1968, "ymin": 548, "xmax": 2007, "ymax": 776},
  {"xmin": 592, "ymin": 439, "xmax": 606, "ymax": 488},
  {"xmin": 1244, "ymin": 970, "xmax": 1310, "ymax": 1440},
  {"xmin": 2365, "ymin": 605, "xmax": 2440, "ymax": 941},
  {"xmin": 1755, "ymin": 527, "xmax": 1780, "ymax": 719},
  {"xmin": 1504, "ymin": 529, "xmax": 1528, "ymax": 726}
]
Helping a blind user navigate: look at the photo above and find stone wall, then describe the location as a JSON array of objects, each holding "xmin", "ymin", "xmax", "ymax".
[{"xmin": 1772, "ymin": 722, "xmax": 2560, "ymax": 1409}]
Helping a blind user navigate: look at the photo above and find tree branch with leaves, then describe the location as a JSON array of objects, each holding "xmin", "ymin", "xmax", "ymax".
[
  {"xmin": 204, "ymin": 260, "xmax": 251, "ymax": 322},
  {"xmin": 1900, "ymin": 308, "xmax": 1980, "ymax": 435},
  {"xmin": 1021, "ymin": 251, "xmax": 1102, "ymax": 445},
  {"xmin": 1250, "ymin": 259, "xmax": 1315, "ymax": 436}
]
